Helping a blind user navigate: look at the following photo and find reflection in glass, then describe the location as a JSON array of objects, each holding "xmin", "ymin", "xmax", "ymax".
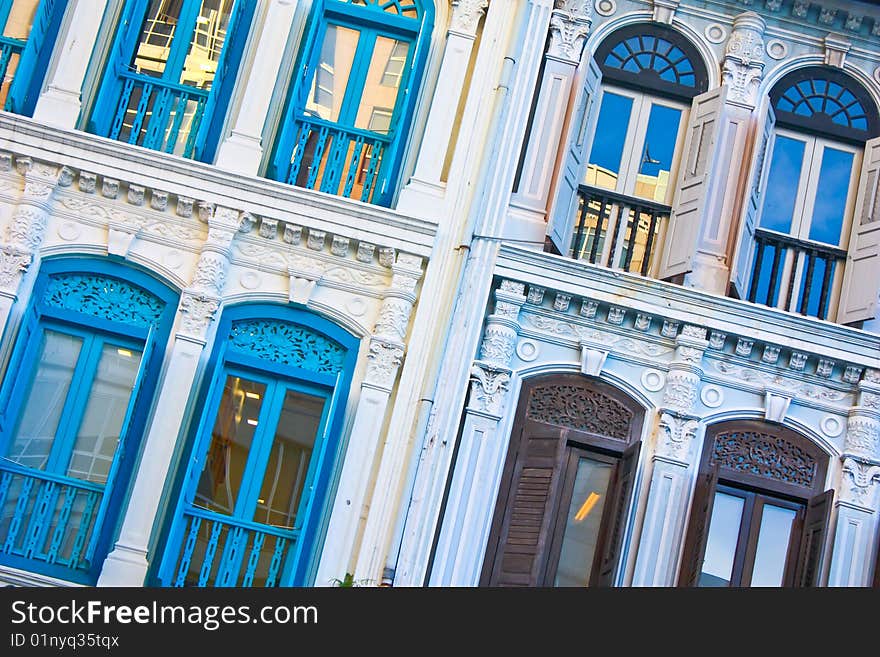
[
  {"xmin": 751, "ymin": 504, "xmax": 796, "ymax": 587},
  {"xmin": 181, "ymin": 0, "xmax": 233, "ymax": 87},
  {"xmin": 195, "ymin": 376, "xmax": 266, "ymax": 515},
  {"xmin": 304, "ymin": 25, "xmax": 360, "ymax": 122},
  {"xmin": 634, "ymin": 103, "xmax": 681, "ymax": 202},
  {"xmin": 761, "ymin": 136, "xmax": 806, "ymax": 235},
  {"xmin": 253, "ymin": 390, "xmax": 325, "ymax": 528},
  {"xmin": 67, "ymin": 344, "xmax": 143, "ymax": 484},
  {"xmin": 586, "ymin": 92, "xmax": 634, "ymax": 190},
  {"xmin": 7, "ymin": 331, "xmax": 83, "ymax": 471},
  {"xmin": 554, "ymin": 457, "xmax": 613, "ymax": 587},
  {"xmin": 809, "ymin": 147, "xmax": 854, "ymax": 245},
  {"xmin": 699, "ymin": 492, "xmax": 744, "ymax": 587},
  {"xmin": 354, "ymin": 36, "xmax": 409, "ymax": 132}
]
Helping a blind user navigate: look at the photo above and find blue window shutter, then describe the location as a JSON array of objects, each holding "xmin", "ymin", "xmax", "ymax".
[
  {"xmin": 88, "ymin": 0, "xmax": 146, "ymax": 136},
  {"xmin": 5, "ymin": 0, "xmax": 67, "ymax": 116},
  {"xmin": 0, "ymin": 299, "xmax": 40, "ymax": 440}
]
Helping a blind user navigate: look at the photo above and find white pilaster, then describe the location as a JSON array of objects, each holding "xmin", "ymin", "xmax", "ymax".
[
  {"xmin": 214, "ymin": 0, "xmax": 301, "ymax": 175},
  {"xmin": 314, "ymin": 254, "xmax": 421, "ymax": 586},
  {"xmin": 631, "ymin": 326, "xmax": 707, "ymax": 586},
  {"xmin": 97, "ymin": 207, "xmax": 239, "ymax": 586},
  {"xmin": 396, "ymin": 0, "xmax": 489, "ymax": 217},
  {"xmin": 33, "ymin": 0, "xmax": 112, "ymax": 129}
]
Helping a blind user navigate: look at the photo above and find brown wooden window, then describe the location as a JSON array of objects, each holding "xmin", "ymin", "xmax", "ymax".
[
  {"xmin": 480, "ymin": 374, "xmax": 644, "ymax": 587},
  {"xmin": 679, "ymin": 420, "xmax": 831, "ymax": 587}
]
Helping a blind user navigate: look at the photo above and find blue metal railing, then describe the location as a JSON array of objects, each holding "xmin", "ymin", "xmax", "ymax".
[
  {"xmin": 283, "ymin": 115, "xmax": 391, "ymax": 204},
  {"xmin": 108, "ymin": 71, "xmax": 209, "ymax": 159},
  {"xmin": 0, "ymin": 460, "xmax": 103, "ymax": 575},
  {"xmin": 168, "ymin": 506, "xmax": 297, "ymax": 587},
  {"xmin": 0, "ymin": 36, "xmax": 26, "ymax": 110}
]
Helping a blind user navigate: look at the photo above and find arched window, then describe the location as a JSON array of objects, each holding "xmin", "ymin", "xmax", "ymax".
[
  {"xmin": 156, "ymin": 305, "xmax": 358, "ymax": 587},
  {"xmin": 556, "ymin": 24, "xmax": 708, "ymax": 277},
  {"xmin": 267, "ymin": 0, "xmax": 433, "ymax": 206},
  {"xmin": 0, "ymin": 259, "xmax": 177, "ymax": 584},
  {"xmin": 680, "ymin": 420, "xmax": 831, "ymax": 587},
  {"xmin": 88, "ymin": 0, "xmax": 256, "ymax": 161},
  {"xmin": 482, "ymin": 374, "xmax": 644, "ymax": 587},
  {"xmin": 0, "ymin": 0, "xmax": 67, "ymax": 116},
  {"xmin": 743, "ymin": 66, "xmax": 880, "ymax": 321}
]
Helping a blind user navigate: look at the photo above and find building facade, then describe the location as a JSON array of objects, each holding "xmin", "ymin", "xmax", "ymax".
[{"xmin": 0, "ymin": 0, "xmax": 877, "ymax": 588}]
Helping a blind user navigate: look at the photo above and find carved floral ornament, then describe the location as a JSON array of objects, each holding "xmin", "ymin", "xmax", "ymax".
[
  {"xmin": 366, "ymin": 339, "xmax": 405, "ymax": 390},
  {"xmin": 450, "ymin": 0, "xmax": 489, "ymax": 35},
  {"xmin": 469, "ymin": 364, "xmax": 512, "ymax": 416},
  {"xmin": 710, "ymin": 430, "xmax": 817, "ymax": 489},
  {"xmin": 657, "ymin": 412, "xmax": 699, "ymax": 459},
  {"xmin": 526, "ymin": 384, "xmax": 633, "ymax": 439},
  {"xmin": 548, "ymin": 1, "xmax": 592, "ymax": 63},
  {"xmin": 840, "ymin": 458, "xmax": 880, "ymax": 507}
]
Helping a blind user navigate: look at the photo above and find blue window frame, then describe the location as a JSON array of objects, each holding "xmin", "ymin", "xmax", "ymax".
[
  {"xmin": 0, "ymin": 258, "xmax": 177, "ymax": 584},
  {"xmin": 88, "ymin": 0, "xmax": 255, "ymax": 161},
  {"xmin": 0, "ymin": 0, "xmax": 67, "ymax": 116},
  {"xmin": 267, "ymin": 0, "xmax": 433, "ymax": 206},
  {"xmin": 155, "ymin": 305, "xmax": 358, "ymax": 587}
]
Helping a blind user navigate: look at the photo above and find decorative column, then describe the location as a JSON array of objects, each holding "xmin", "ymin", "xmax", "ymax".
[
  {"xmin": 314, "ymin": 253, "xmax": 422, "ymax": 586},
  {"xmin": 0, "ymin": 159, "xmax": 61, "ymax": 335},
  {"xmin": 685, "ymin": 12, "xmax": 766, "ymax": 294},
  {"xmin": 827, "ymin": 368, "xmax": 880, "ymax": 586},
  {"xmin": 215, "ymin": 0, "xmax": 301, "ymax": 174},
  {"xmin": 631, "ymin": 324, "xmax": 708, "ymax": 586},
  {"xmin": 33, "ymin": 0, "xmax": 113, "ymax": 128},
  {"xmin": 98, "ymin": 205, "xmax": 239, "ymax": 586},
  {"xmin": 427, "ymin": 280, "xmax": 526, "ymax": 586},
  {"xmin": 508, "ymin": 0, "xmax": 591, "ymax": 233},
  {"xmin": 396, "ymin": 0, "xmax": 490, "ymax": 215}
]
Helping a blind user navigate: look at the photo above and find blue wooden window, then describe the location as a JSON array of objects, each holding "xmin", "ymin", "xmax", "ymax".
[
  {"xmin": 88, "ymin": 0, "xmax": 255, "ymax": 162},
  {"xmin": 267, "ymin": 0, "xmax": 433, "ymax": 206},
  {"xmin": 0, "ymin": 259, "xmax": 177, "ymax": 584},
  {"xmin": 155, "ymin": 305, "xmax": 358, "ymax": 587},
  {"xmin": 0, "ymin": 0, "xmax": 67, "ymax": 116}
]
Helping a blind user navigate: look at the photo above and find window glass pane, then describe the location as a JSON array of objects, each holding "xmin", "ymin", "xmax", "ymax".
[
  {"xmin": 304, "ymin": 25, "xmax": 360, "ymax": 122},
  {"xmin": 132, "ymin": 0, "xmax": 185, "ymax": 79},
  {"xmin": 253, "ymin": 389, "xmax": 325, "ymax": 529},
  {"xmin": 750, "ymin": 504, "xmax": 797, "ymax": 587},
  {"xmin": 2, "ymin": 0, "xmax": 38, "ymax": 39},
  {"xmin": 553, "ymin": 456, "xmax": 614, "ymax": 587},
  {"xmin": 66, "ymin": 343, "xmax": 143, "ymax": 485},
  {"xmin": 7, "ymin": 331, "xmax": 83, "ymax": 471},
  {"xmin": 699, "ymin": 492, "xmax": 744, "ymax": 587},
  {"xmin": 354, "ymin": 36, "xmax": 409, "ymax": 133},
  {"xmin": 586, "ymin": 92, "xmax": 634, "ymax": 190},
  {"xmin": 180, "ymin": 0, "xmax": 233, "ymax": 88},
  {"xmin": 808, "ymin": 147, "xmax": 854, "ymax": 245},
  {"xmin": 761, "ymin": 135, "xmax": 806, "ymax": 235},
  {"xmin": 634, "ymin": 103, "xmax": 682, "ymax": 202},
  {"xmin": 195, "ymin": 376, "xmax": 267, "ymax": 515}
]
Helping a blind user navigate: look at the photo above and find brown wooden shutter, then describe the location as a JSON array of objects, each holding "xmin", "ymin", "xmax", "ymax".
[
  {"xmin": 837, "ymin": 136, "xmax": 880, "ymax": 324},
  {"xmin": 730, "ymin": 105, "xmax": 776, "ymax": 298},
  {"xmin": 793, "ymin": 489, "xmax": 833, "ymax": 587},
  {"xmin": 482, "ymin": 423, "xmax": 566, "ymax": 586},
  {"xmin": 591, "ymin": 440, "xmax": 641, "ymax": 587},
  {"xmin": 677, "ymin": 466, "xmax": 719, "ymax": 587},
  {"xmin": 547, "ymin": 58, "xmax": 602, "ymax": 255},
  {"xmin": 657, "ymin": 86, "xmax": 729, "ymax": 279}
]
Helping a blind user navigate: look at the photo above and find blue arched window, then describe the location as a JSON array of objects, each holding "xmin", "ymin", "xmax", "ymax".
[
  {"xmin": 0, "ymin": 258, "xmax": 177, "ymax": 584},
  {"xmin": 155, "ymin": 305, "xmax": 358, "ymax": 587},
  {"xmin": 0, "ymin": 0, "xmax": 67, "ymax": 116},
  {"xmin": 88, "ymin": 0, "xmax": 256, "ymax": 161},
  {"xmin": 268, "ymin": 0, "xmax": 433, "ymax": 206}
]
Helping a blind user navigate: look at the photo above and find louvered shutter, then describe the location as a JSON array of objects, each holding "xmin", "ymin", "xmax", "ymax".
[
  {"xmin": 677, "ymin": 467, "xmax": 719, "ymax": 586},
  {"xmin": 793, "ymin": 489, "xmax": 833, "ymax": 587},
  {"xmin": 546, "ymin": 58, "xmax": 602, "ymax": 256},
  {"xmin": 730, "ymin": 105, "xmax": 776, "ymax": 298},
  {"xmin": 837, "ymin": 137, "xmax": 880, "ymax": 324},
  {"xmin": 483, "ymin": 423, "xmax": 565, "ymax": 587},
  {"xmin": 658, "ymin": 87, "xmax": 729, "ymax": 279},
  {"xmin": 0, "ymin": 299, "xmax": 40, "ymax": 436},
  {"xmin": 591, "ymin": 440, "xmax": 640, "ymax": 587},
  {"xmin": 5, "ymin": 0, "xmax": 63, "ymax": 115}
]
